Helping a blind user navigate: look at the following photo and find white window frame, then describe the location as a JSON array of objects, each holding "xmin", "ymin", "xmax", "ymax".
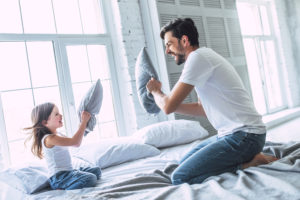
[
  {"xmin": 0, "ymin": 1, "xmax": 126, "ymax": 166},
  {"xmin": 55, "ymin": 36, "xmax": 125, "ymax": 136},
  {"xmin": 237, "ymin": 0, "xmax": 288, "ymax": 115}
]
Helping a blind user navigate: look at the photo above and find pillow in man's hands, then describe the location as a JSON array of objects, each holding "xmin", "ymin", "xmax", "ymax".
[
  {"xmin": 77, "ymin": 79, "xmax": 103, "ymax": 136},
  {"xmin": 135, "ymin": 47, "xmax": 160, "ymax": 114}
]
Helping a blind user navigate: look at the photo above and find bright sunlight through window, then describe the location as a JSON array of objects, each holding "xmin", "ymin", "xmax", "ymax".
[
  {"xmin": 237, "ymin": 0, "xmax": 286, "ymax": 115},
  {"xmin": 0, "ymin": 0, "xmax": 119, "ymax": 167}
]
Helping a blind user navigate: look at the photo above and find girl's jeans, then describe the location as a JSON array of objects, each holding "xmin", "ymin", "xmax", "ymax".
[
  {"xmin": 49, "ymin": 167, "xmax": 101, "ymax": 190},
  {"xmin": 171, "ymin": 131, "xmax": 266, "ymax": 185}
]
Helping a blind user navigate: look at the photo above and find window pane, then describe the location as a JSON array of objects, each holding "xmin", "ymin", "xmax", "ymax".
[
  {"xmin": 67, "ymin": 44, "xmax": 118, "ymax": 139},
  {"xmin": 260, "ymin": 5, "xmax": 271, "ymax": 35},
  {"xmin": 87, "ymin": 45, "xmax": 110, "ymax": 80},
  {"xmin": 98, "ymin": 121, "xmax": 118, "ymax": 138},
  {"xmin": 20, "ymin": 0, "xmax": 56, "ymax": 34},
  {"xmin": 81, "ymin": 121, "xmax": 101, "ymax": 145},
  {"xmin": 27, "ymin": 42, "xmax": 58, "ymax": 87},
  {"xmin": 33, "ymin": 87, "xmax": 62, "ymax": 108},
  {"xmin": 0, "ymin": 42, "xmax": 31, "ymax": 91},
  {"xmin": 71, "ymin": 80, "xmax": 116, "ymax": 131},
  {"xmin": 237, "ymin": 3, "xmax": 262, "ymax": 35},
  {"xmin": 260, "ymin": 41, "xmax": 283, "ymax": 110},
  {"xmin": 99, "ymin": 80, "xmax": 115, "ymax": 123},
  {"xmin": 52, "ymin": 0, "xmax": 82, "ymax": 34},
  {"xmin": 0, "ymin": 0, "xmax": 23, "ymax": 33},
  {"xmin": 72, "ymin": 82, "xmax": 91, "ymax": 110},
  {"xmin": 243, "ymin": 38, "xmax": 267, "ymax": 115},
  {"xmin": 67, "ymin": 46, "xmax": 90, "ymax": 83},
  {"xmin": 1, "ymin": 90, "xmax": 34, "ymax": 141},
  {"xmin": 9, "ymin": 139, "xmax": 42, "ymax": 166},
  {"xmin": 79, "ymin": 0, "xmax": 105, "ymax": 34},
  {"xmin": 81, "ymin": 121, "xmax": 118, "ymax": 144}
]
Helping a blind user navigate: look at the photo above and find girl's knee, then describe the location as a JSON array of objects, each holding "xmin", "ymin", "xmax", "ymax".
[
  {"xmin": 94, "ymin": 167, "xmax": 101, "ymax": 180},
  {"xmin": 87, "ymin": 167, "xmax": 101, "ymax": 180}
]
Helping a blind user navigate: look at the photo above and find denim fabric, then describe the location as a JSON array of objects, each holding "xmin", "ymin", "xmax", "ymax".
[
  {"xmin": 49, "ymin": 167, "xmax": 101, "ymax": 190},
  {"xmin": 171, "ymin": 131, "xmax": 266, "ymax": 185}
]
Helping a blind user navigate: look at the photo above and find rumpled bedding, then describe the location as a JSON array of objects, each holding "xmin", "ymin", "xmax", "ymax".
[
  {"xmin": 71, "ymin": 142, "xmax": 300, "ymax": 200},
  {"xmin": 8, "ymin": 141, "xmax": 300, "ymax": 200}
]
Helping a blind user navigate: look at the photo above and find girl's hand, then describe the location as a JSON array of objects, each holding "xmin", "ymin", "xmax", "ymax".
[{"xmin": 81, "ymin": 111, "xmax": 91, "ymax": 123}]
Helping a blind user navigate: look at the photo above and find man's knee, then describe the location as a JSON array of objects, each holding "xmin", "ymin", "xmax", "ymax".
[{"xmin": 171, "ymin": 171, "xmax": 188, "ymax": 185}]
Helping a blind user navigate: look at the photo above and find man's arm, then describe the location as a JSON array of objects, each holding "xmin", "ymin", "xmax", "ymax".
[
  {"xmin": 175, "ymin": 99, "xmax": 206, "ymax": 117},
  {"xmin": 147, "ymin": 78, "xmax": 206, "ymax": 116}
]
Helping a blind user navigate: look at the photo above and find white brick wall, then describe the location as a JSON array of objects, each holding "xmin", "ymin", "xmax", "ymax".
[{"xmin": 111, "ymin": 0, "xmax": 161, "ymax": 136}]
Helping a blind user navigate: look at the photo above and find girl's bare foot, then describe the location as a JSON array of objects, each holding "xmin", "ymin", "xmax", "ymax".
[{"xmin": 242, "ymin": 153, "xmax": 279, "ymax": 169}]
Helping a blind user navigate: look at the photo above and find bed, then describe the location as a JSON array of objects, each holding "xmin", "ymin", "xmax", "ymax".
[{"xmin": 1, "ymin": 120, "xmax": 300, "ymax": 200}]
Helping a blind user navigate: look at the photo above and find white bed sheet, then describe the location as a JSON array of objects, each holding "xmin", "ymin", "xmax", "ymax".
[{"xmin": 0, "ymin": 140, "xmax": 202, "ymax": 200}]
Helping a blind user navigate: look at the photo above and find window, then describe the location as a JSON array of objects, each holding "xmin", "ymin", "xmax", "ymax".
[
  {"xmin": 237, "ymin": 0, "xmax": 287, "ymax": 115},
  {"xmin": 0, "ymin": 0, "xmax": 122, "ymax": 166}
]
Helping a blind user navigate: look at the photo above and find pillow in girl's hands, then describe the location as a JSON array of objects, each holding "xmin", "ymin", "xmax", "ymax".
[
  {"xmin": 72, "ymin": 137, "xmax": 160, "ymax": 169},
  {"xmin": 133, "ymin": 119, "xmax": 209, "ymax": 148},
  {"xmin": 135, "ymin": 47, "xmax": 161, "ymax": 114},
  {"xmin": 0, "ymin": 163, "xmax": 49, "ymax": 194},
  {"xmin": 77, "ymin": 79, "xmax": 103, "ymax": 136}
]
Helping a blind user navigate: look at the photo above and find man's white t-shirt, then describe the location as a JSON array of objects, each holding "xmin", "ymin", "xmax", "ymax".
[{"xmin": 179, "ymin": 47, "xmax": 266, "ymax": 137}]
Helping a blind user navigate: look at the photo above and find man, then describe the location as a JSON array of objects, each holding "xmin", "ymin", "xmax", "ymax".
[{"xmin": 146, "ymin": 18, "xmax": 278, "ymax": 185}]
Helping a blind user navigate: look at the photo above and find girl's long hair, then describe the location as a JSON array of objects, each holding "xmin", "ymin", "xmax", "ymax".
[{"xmin": 24, "ymin": 102, "xmax": 54, "ymax": 159}]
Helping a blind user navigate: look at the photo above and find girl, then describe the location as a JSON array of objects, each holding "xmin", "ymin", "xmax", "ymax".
[{"xmin": 25, "ymin": 102, "xmax": 101, "ymax": 190}]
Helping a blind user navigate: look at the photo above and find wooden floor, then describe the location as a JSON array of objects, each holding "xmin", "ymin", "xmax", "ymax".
[{"xmin": 266, "ymin": 117, "xmax": 300, "ymax": 143}]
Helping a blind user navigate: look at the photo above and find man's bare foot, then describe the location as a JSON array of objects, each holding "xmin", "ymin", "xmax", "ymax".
[{"xmin": 242, "ymin": 153, "xmax": 279, "ymax": 169}]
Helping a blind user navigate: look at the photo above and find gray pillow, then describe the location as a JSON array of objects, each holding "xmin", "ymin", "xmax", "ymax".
[
  {"xmin": 77, "ymin": 79, "xmax": 103, "ymax": 136},
  {"xmin": 135, "ymin": 47, "xmax": 160, "ymax": 114}
]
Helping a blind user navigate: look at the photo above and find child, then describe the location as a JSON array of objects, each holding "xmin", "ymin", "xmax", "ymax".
[{"xmin": 25, "ymin": 102, "xmax": 101, "ymax": 190}]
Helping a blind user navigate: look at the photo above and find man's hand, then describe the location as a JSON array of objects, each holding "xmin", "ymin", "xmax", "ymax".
[{"xmin": 146, "ymin": 77, "xmax": 162, "ymax": 93}]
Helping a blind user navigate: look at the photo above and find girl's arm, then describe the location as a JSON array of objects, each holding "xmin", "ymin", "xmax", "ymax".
[{"xmin": 45, "ymin": 111, "xmax": 91, "ymax": 148}]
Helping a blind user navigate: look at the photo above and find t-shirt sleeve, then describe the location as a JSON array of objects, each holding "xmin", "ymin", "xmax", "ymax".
[{"xmin": 179, "ymin": 51, "xmax": 215, "ymax": 88}]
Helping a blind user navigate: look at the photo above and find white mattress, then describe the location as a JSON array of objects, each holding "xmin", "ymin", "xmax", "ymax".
[
  {"xmin": 2, "ymin": 140, "xmax": 300, "ymax": 200},
  {"xmin": 0, "ymin": 140, "xmax": 202, "ymax": 200}
]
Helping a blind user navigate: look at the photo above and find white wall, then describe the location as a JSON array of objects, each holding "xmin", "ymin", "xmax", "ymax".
[
  {"xmin": 291, "ymin": 0, "xmax": 300, "ymax": 90},
  {"xmin": 109, "ymin": 0, "xmax": 164, "ymax": 136},
  {"xmin": 273, "ymin": 0, "xmax": 300, "ymax": 108}
]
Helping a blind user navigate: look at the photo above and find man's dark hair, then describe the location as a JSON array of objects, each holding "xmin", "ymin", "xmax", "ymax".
[{"xmin": 160, "ymin": 18, "xmax": 199, "ymax": 47}]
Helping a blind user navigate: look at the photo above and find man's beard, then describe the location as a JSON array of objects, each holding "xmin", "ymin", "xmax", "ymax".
[
  {"xmin": 175, "ymin": 42, "xmax": 185, "ymax": 65},
  {"xmin": 176, "ymin": 53, "xmax": 185, "ymax": 65}
]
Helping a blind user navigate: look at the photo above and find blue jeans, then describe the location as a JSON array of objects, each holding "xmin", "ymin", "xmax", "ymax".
[
  {"xmin": 49, "ymin": 167, "xmax": 101, "ymax": 190},
  {"xmin": 171, "ymin": 131, "xmax": 266, "ymax": 185}
]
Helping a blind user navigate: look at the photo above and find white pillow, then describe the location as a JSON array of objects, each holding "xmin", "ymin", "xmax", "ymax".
[
  {"xmin": 0, "ymin": 164, "xmax": 49, "ymax": 194},
  {"xmin": 133, "ymin": 119, "xmax": 209, "ymax": 148},
  {"xmin": 72, "ymin": 156, "xmax": 92, "ymax": 169},
  {"xmin": 73, "ymin": 138, "xmax": 160, "ymax": 169}
]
